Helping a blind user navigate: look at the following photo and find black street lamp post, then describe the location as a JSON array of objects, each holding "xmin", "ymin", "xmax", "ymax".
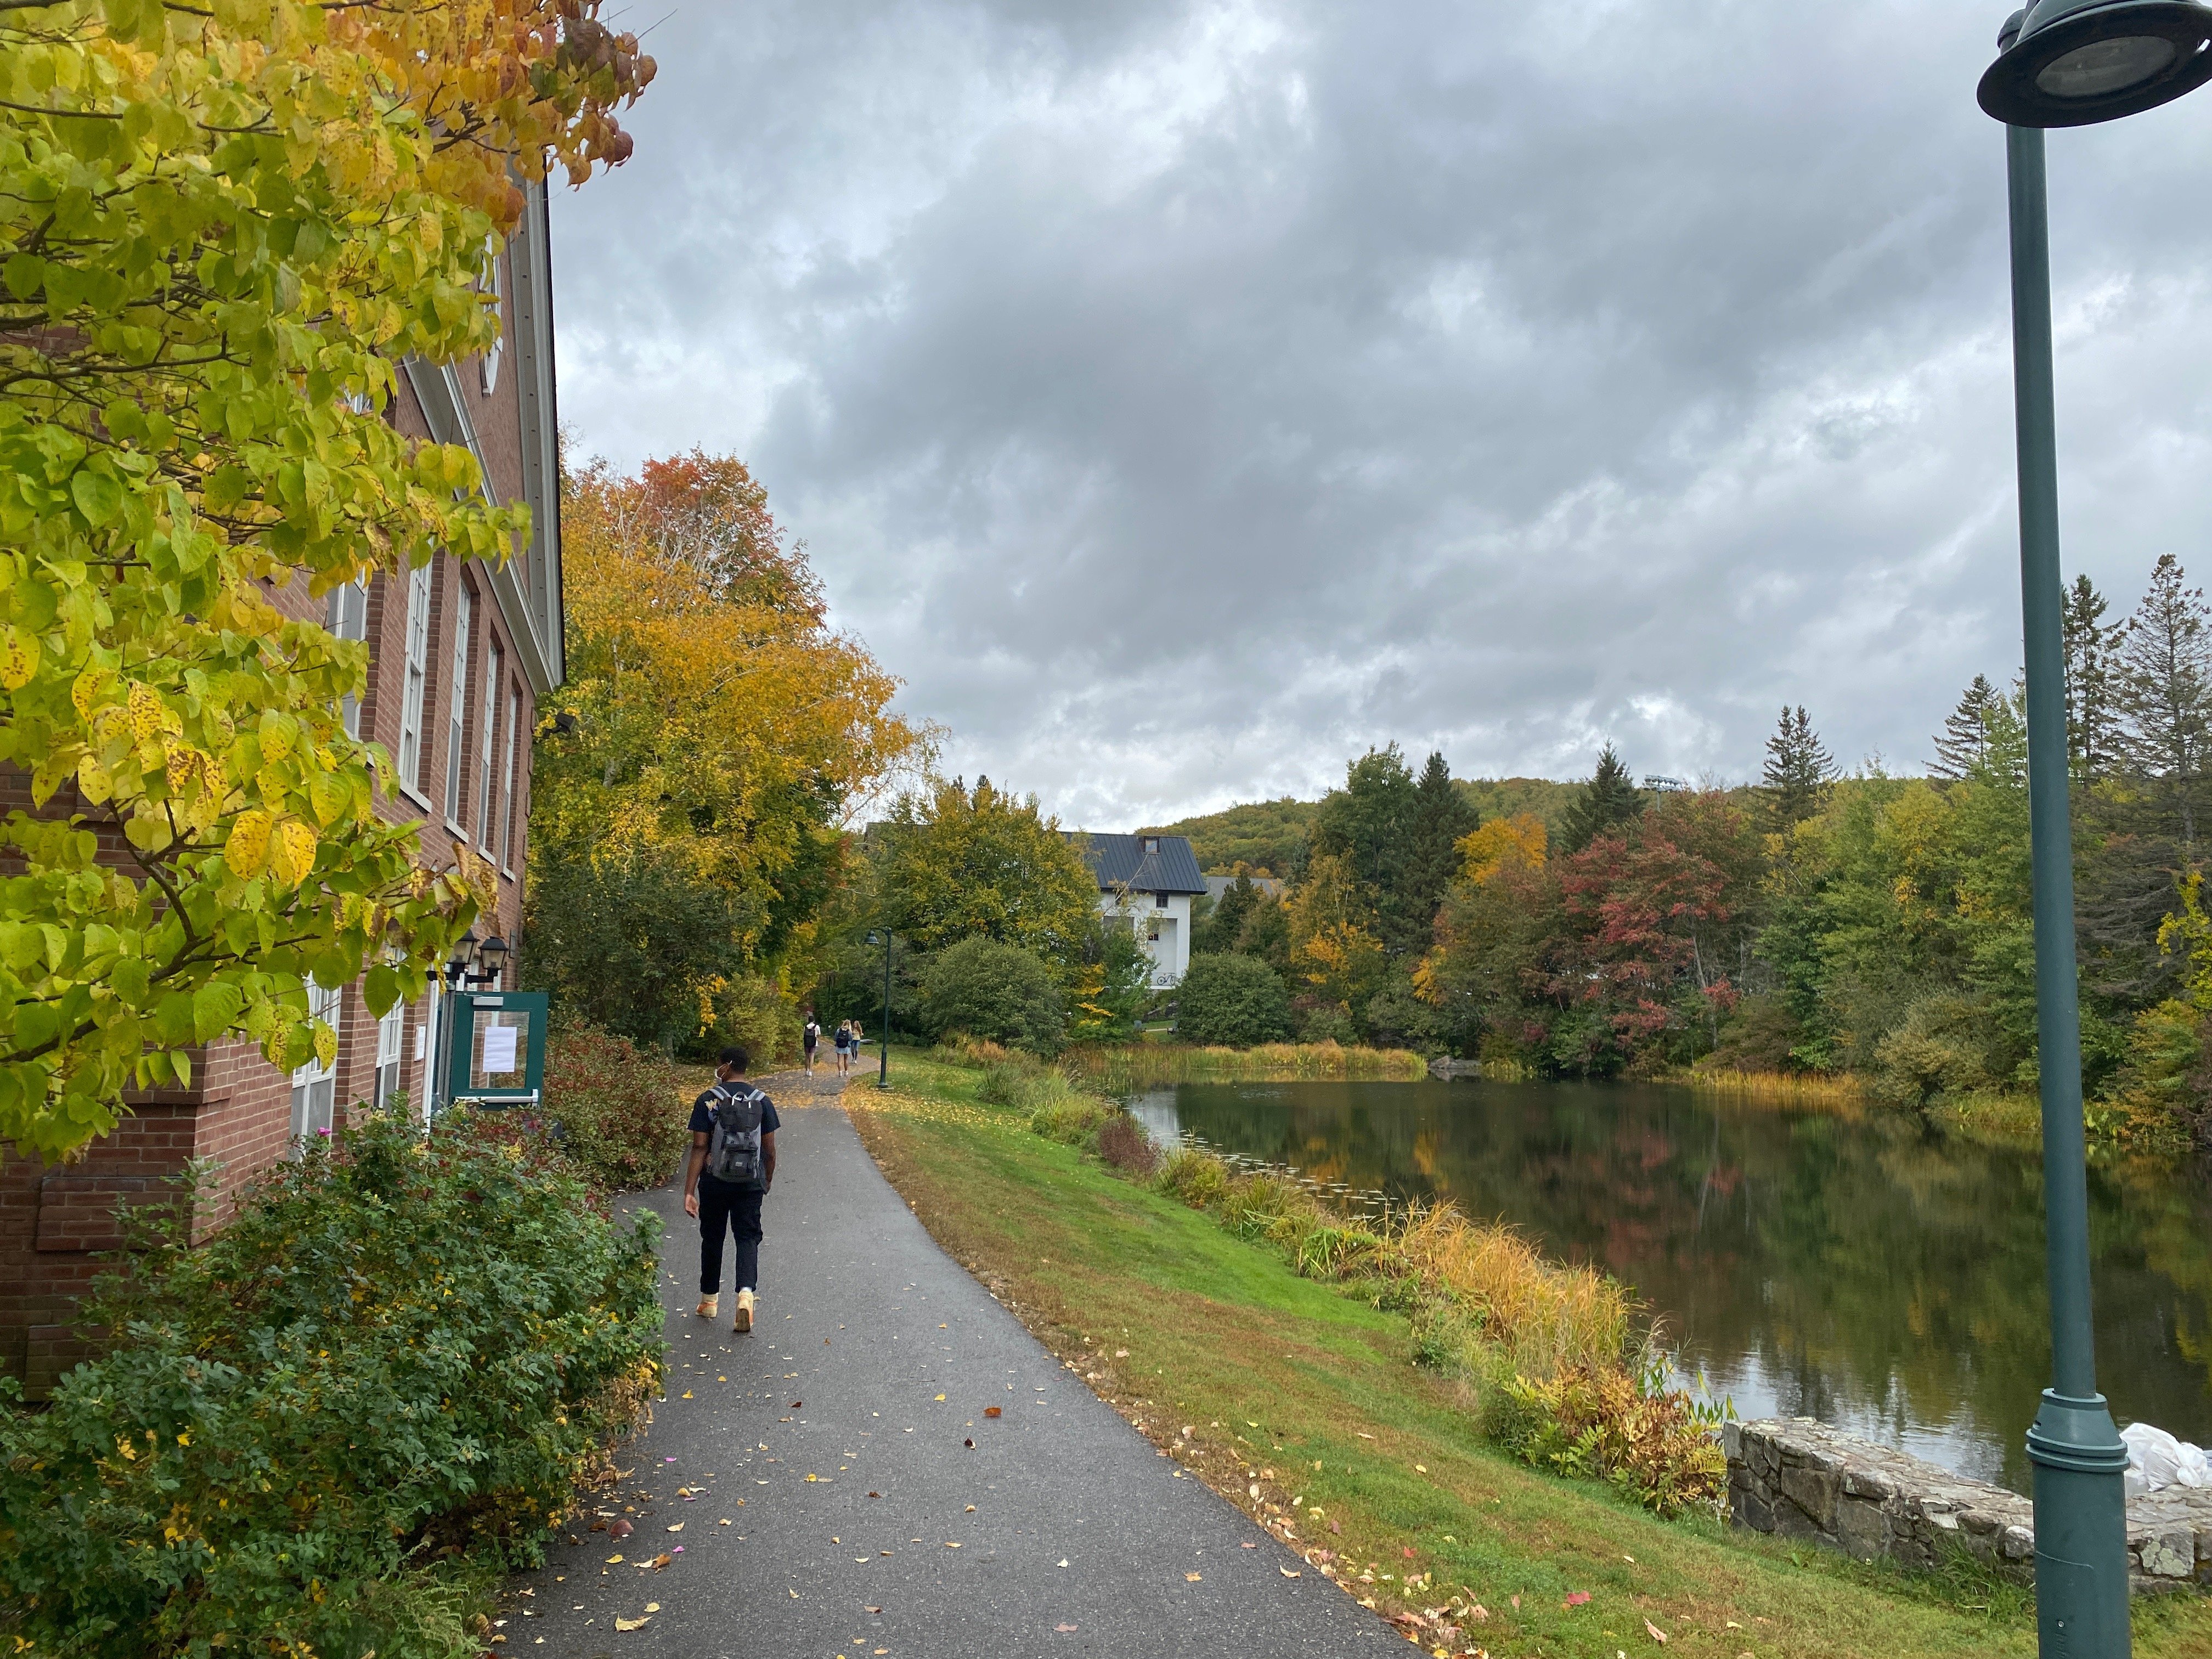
[
  {"xmin": 1976, "ymin": 4, "xmax": 2212, "ymax": 1652},
  {"xmin": 866, "ymin": 930, "xmax": 892, "ymax": 1087}
]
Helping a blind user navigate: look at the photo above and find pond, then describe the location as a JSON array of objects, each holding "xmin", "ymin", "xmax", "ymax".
[{"xmin": 1126, "ymin": 1077, "xmax": 2212, "ymax": 1494}]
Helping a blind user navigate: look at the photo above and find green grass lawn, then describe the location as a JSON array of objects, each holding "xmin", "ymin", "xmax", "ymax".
[{"xmin": 849, "ymin": 1051, "xmax": 2212, "ymax": 1659}]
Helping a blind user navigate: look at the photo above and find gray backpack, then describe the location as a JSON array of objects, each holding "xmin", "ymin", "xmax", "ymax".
[{"xmin": 705, "ymin": 1084, "xmax": 768, "ymax": 1188}]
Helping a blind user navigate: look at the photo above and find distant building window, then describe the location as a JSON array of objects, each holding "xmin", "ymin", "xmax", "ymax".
[
  {"xmin": 374, "ymin": 992, "xmax": 405, "ymax": 1109},
  {"xmin": 1156, "ymin": 892, "xmax": 1167, "ymax": 910},
  {"xmin": 445, "ymin": 584, "xmax": 472, "ymax": 827},
  {"xmin": 398, "ymin": 560, "xmax": 434, "ymax": 792},
  {"xmin": 1144, "ymin": 837, "xmax": 1159, "ymax": 854},
  {"xmin": 289, "ymin": 980, "xmax": 343, "ymax": 1149}
]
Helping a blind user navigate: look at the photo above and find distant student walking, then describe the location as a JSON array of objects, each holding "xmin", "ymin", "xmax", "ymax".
[
  {"xmin": 834, "ymin": 1020, "xmax": 854, "ymax": 1078},
  {"xmin": 802, "ymin": 1012, "xmax": 821, "ymax": 1077},
  {"xmin": 683, "ymin": 1045, "xmax": 779, "ymax": 1334}
]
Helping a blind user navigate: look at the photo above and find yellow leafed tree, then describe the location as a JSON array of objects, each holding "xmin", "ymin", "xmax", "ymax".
[{"xmin": 524, "ymin": 450, "xmax": 930, "ymax": 1051}]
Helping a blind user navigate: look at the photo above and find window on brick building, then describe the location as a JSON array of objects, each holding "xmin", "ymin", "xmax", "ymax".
[
  {"xmin": 499, "ymin": 684, "xmax": 521, "ymax": 871},
  {"xmin": 289, "ymin": 981, "xmax": 343, "ymax": 1149},
  {"xmin": 445, "ymin": 584, "xmax": 473, "ymax": 828},
  {"xmin": 373, "ymin": 992, "xmax": 405, "ymax": 1111},
  {"xmin": 477, "ymin": 642, "xmax": 501, "ymax": 845},
  {"xmin": 398, "ymin": 560, "xmax": 434, "ymax": 792},
  {"xmin": 479, "ymin": 238, "xmax": 503, "ymax": 396},
  {"xmin": 326, "ymin": 579, "xmax": 369, "ymax": 738}
]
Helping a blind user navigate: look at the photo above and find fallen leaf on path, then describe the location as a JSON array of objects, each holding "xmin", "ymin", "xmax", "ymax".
[
  {"xmin": 719, "ymin": 1519, "xmax": 730, "ymax": 1525},
  {"xmin": 650, "ymin": 1554, "xmax": 672, "ymax": 1570},
  {"xmin": 665, "ymin": 1523, "xmax": 683, "ymax": 1532},
  {"xmin": 1564, "ymin": 1591, "xmax": 1590, "ymax": 1608},
  {"xmin": 680, "ymin": 1392, "xmax": 693, "ymax": 1400},
  {"xmin": 608, "ymin": 1520, "xmax": 633, "ymax": 1539},
  {"xmin": 604, "ymin": 1555, "xmax": 624, "ymax": 1565},
  {"xmin": 1186, "ymin": 1572, "xmax": 1203, "ymax": 1582},
  {"xmin": 964, "ymin": 1438, "xmax": 974, "ymax": 1448},
  {"xmin": 965, "ymin": 1505, "xmax": 975, "ymax": 1513},
  {"xmin": 1240, "ymin": 1542, "xmax": 1256, "ymax": 1549},
  {"xmin": 944, "ymin": 1542, "xmax": 961, "ymax": 1549},
  {"xmin": 791, "ymin": 1401, "xmax": 802, "ymax": 1408},
  {"xmin": 612, "ymin": 1617, "xmax": 650, "ymax": 1632},
  {"xmin": 866, "ymin": 1605, "xmax": 882, "ymax": 1613},
  {"xmin": 935, "ymin": 1394, "xmax": 946, "ymax": 1402},
  {"xmin": 984, "ymin": 1407, "xmax": 1001, "ymax": 1418},
  {"xmin": 1056, "ymin": 1623, "xmax": 1078, "ymax": 1633},
  {"xmin": 1280, "ymin": 1567, "xmax": 1301, "ymax": 1578},
  {"xmin": 1645, "ymin": 1618, "xmax": 1668, "ymax": 1644},
  {"xmin": 1115, "ymin": 1349, "xmax": 1128, "ymax": 1357}
]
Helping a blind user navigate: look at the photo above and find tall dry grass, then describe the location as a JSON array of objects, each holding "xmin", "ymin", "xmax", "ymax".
[
  {"xmin": 1065, "ymin": 1039, "xmax": 1429, "ymax": 1089},
  {"xmin": 1665, "ymin": 1067, "xmax": 1867, "ymax": 1110},
  {"xmin": 1393, "ymin": 1202, "xmax": 1633, "ymax": 1379}
]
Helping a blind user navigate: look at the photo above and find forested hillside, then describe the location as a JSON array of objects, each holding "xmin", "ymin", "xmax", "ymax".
[{"xmin": 1153, "ymin": 778, "xmax": 1578, "ymax": 875}]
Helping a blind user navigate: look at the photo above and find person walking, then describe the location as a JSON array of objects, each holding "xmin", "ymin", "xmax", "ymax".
[
  {"xmin": 834, "ymin": 1020, "xmax": 854, "ymax": 1078},
  {"xmin": 683, "ymin": 1045, "xmax": 779, "ymax": 1334},
  {"xmin": 802, "ymin": 1011, "xmax": 821, "ymax": 1077}
]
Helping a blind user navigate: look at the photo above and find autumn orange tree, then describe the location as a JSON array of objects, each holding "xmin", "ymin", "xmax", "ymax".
[
  {"xmin": 0, "ymin": 1, "xmax": 652, "ymax": 1158},
  {"xmin": 526, "ymin": 450, "xmax": 930, "ymax": 1052}
]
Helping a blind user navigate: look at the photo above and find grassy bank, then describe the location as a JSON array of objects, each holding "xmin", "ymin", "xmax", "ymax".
[
  {"xmin": 847, "ymin": 1050, "xmax": 2212, "ymax": 1658},
  {"xmin": 1063, "ymin": 1038, "xmax": 1429, "ymax": 1089}
]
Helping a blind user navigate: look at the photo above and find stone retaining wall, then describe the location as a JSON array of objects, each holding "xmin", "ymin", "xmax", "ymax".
[{"xmin": 1726, "ymin": 1417, "xmax": 2212, "ymax": 1594}]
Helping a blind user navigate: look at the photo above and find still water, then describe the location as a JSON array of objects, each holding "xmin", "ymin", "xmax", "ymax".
[{"xmin": 1127, "ymin": 1077, "xmax": 2212, "ymax": 1493}]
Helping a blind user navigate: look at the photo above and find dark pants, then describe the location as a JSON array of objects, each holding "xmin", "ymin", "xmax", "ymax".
[{"xmin": 698, "ymin": 1178, "xmax": 765, "ymax": 1295}]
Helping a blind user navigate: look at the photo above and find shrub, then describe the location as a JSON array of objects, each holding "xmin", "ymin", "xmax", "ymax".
[
  {"xmin": 543, "ymin": 1023, "xmax": 693, "ymax": 1191},
  {"xmin": 1486, "ymin": 1363, "xmax": 1727, "ymax": 1517},
  {"xmin": 1174, "ymin": 952, "xmax": 1294, "ymax": 1047},
  {"xmin": 1096, "ymin": 1113, "xmax": 1160, "ymax": 1176},
  {"xmin": 708, "ymin": 973, "xmax": 802, "ymax": 1069},
  {"xmin": 0, "ymin": 1107, "xmax": 663, "ymax": 1658},
  {"xmin": 921, "ymin": 938, "xmax": 1065, "ymax": 1053}
]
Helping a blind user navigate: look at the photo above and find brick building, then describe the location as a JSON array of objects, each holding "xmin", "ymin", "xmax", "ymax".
[{"xmin": 0, "ymin": 183, "xmax": 567, "ymax": 1396}]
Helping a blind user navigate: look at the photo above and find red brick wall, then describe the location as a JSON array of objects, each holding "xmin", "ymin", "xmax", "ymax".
[{"xmin": 0, "ymin": 323, "xmax": 547, "ymax": 1395}]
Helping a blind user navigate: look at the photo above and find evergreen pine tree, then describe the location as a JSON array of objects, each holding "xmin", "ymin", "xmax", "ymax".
[
  {"xmin": 1558, "ymin": 744, "xmax": 1643, "ymax": 853},
  {"xmin": 2115, "ymin": 553, "xmax": 2212, "ymax": 847},
  {"xmin": 2063, "ymin": 573, "xmax": 2120, "ymax": 781},
  {"xmin": 1404, "ymin": 751, "xmax": 1480, "ymax": 949},
  {"xmin": 1932, "ymin": 674, "xmax": 2001, "ymax": 780},
  {"xmin": 1761, "ymin": 706, "xmax": 1837, "ymax": 826}
]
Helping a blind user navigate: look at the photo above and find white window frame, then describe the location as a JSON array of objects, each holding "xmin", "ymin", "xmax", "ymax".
[
  {"xmin": 398, "ymin": 560, "xmax": 434, "ymax": 800},
  {"xmin": 477, "ymin": 643, "xmax": 501, "ymax": 847},
  {"xmin": 445, "ymin": 583, "xmax": 472, "ymax": 832},
  {"xmin": 499, "ymin": 684, "xmax": 521, "ymax": 873},
  {"xmin": 374, "ymin": 992, "xmax": 405, "ymax": 1110},
  {"xmin": 288, "ymin": 980, "xmax": 345, "ymax": 1151},
  {"xmin": 326, "ymin": 579, "xmax": 369, "ymax": 739},
  {"xmin": 479, "ymin": 238, "xmax": 503, "ymax": 396}
]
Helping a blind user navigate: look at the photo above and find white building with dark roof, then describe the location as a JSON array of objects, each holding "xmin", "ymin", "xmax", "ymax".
[{"xmin": 1071, "ymin": 832, "xmax": 1209, "ymax": 988}]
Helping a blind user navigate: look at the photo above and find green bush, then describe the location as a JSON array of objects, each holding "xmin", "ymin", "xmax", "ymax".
[
  {"xmin": 543, "ymin": 1023, "xmax": 693, "ymax": 1192},
  {"xmin": 0, "ymin": 1106, "xmax": 664, "ymax": 1659},
  {"xmin": 1174, "ymin": 952, "xmax": 1294, "ymax": 1046},
  {"xmin": 921, "ymin": 936, "xmax": 1065, "ymax": 1053},
  {"xmin": 707, "ymin": 973, "xmax": 801, "ymax": 1069}
]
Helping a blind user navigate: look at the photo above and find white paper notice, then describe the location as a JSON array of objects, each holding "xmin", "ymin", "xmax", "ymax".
[{"xmin": 481, "ymin": 1023, "xmax": 519, "ymax": 1076}]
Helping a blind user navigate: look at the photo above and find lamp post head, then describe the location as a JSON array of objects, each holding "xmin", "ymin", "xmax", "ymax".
[
  {"xmin": 1980, "ymin": 0, "xmax": 2212, "ymax": 125},
  {"xmin": 476, "ymin": 934, "xmax": 510, "ymax": 979},
  {"xmin": 866, "ymin": 930, "xmax": 880, "ymax": 946}
]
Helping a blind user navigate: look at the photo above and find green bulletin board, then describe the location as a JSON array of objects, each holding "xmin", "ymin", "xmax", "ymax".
[{"xmin": 443, "ymin": 990, "xmax": 549, "ymax": 1107}]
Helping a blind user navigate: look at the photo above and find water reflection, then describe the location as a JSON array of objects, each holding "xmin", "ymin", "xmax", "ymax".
[{"xmin": 1132, "ymin": 1078, "xmax": 2212, "ymax": 1493}]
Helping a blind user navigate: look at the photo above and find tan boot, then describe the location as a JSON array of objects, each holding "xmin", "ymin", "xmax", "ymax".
[
  {"xmin": 695, "ymin": 1294, "xmax": 718, "ymax": 1320},
  {"xmin": 733, "ymin": 1288, "xmax": 755, "ymax": 1334}
]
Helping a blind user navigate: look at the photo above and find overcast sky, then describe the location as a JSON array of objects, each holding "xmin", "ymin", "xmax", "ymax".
[{"xmin": 550, "ymin": 0, "xmax": 2212, "ymax": 828}]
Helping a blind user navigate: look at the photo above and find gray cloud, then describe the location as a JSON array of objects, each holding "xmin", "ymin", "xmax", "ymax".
[{"xmin": 551, "ymin": 0, "xmax": 2212, "ymax": 826}]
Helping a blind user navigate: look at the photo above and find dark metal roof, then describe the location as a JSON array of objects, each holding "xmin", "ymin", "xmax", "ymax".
[{"xmin": 1069, "ymin": 832, "xmax": 1209, "ymax": 896}]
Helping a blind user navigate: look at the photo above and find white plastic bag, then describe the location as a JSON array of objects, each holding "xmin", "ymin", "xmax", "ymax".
[{"xmin": 2120, "ymin": 1421, "xmax": 2210, "ymax": 1493}]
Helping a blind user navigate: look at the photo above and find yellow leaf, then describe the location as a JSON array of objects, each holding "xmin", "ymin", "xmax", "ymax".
[
  {"xmin": 127, "ymin": 681, "xmax": 162, "ymax": 741},
  {"xmin": 269, "ymin": 819, "xmax": 317, "ymax": 885},
  {"xmin": 605, "ymin": 1555, "xmax": 623, "ymax": 1564},
  {"xmin": 612, "ymin": 1616, "xmax": 649, "ymax": 1632},
  {"xmin": 665, "ymin": 1522, "xmax": 682, "ymax": 1532},
  {"xmin": 1185, "ymin": 1571, "xmax": 1201, "ymax": 1582},
  {"xmin": 224, "ymin": 810, "xmax": 273, "ymax": 878},
  {"xmin": 0, "ymin": 626, "xmax": 41, "ymax": 691}
]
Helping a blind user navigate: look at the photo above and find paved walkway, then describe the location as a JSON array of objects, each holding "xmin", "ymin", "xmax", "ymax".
[{"xmin": 505, "ymin": 1074, "xmax": 1403, "ymax": 1658}]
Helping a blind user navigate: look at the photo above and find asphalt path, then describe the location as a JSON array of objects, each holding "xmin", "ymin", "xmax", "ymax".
[{"xmin": 504, "ymin": 1074, "xmax": 1406, "ymax": 1659}]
